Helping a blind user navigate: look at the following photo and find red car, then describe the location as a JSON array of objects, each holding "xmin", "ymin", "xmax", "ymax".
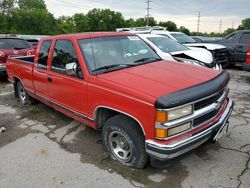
[
  {"xmin": 0, "ymin": 37, "xmax": 35, "ymax": 76},
  {"xmin": 6, "ymin": 32, "xmax": 234, "ymax": 168},
  {"xmin": 246, "ymin": 45, "xmax": 250, "ymax": 70}
]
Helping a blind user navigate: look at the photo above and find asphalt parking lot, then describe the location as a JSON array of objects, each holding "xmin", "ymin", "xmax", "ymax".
[{"xmin": 0, "ymin": 68, "xmax": 249, "ymax": 188}]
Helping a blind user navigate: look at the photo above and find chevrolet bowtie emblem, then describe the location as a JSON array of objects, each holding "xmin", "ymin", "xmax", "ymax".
[{"xmin": 214, "ymin": 101, "xmax": 221, "ymax": 110}]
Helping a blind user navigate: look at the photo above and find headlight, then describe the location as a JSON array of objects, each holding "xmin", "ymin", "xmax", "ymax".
[
  {"xmin": 168, "ymin": 105, "xmax": 193, "ymax": 121},
  {"xmin": 155, "ymin": 105, "xmax": 193, "ymax": 139},
  {"xmin": 168, "ymin": 122, "xmax": 191, "ymax": 136},
  {"xmin": 156, "ymin": 105, "xmax": 193, "ymax": 123},
  {"xmin": 155, "ymin": 122, "xmax": 192, "ymax": 138},
  {"xmin": 175, "ymin": 57, "xmax": 205, "ymax": 67}
]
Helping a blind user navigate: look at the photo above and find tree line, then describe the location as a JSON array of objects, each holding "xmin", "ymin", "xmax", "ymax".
[{"xmin": 1, "ymin": 0, "xmax": 250, "ymax": 37}]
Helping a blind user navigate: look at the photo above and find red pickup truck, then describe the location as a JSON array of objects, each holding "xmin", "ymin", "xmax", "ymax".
[{"xmin": 6, "ymin": 32, "xmax": 234, "ymax": 168}]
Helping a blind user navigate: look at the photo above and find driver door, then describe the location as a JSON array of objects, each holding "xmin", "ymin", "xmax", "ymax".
[{"xmin": 47, "ymin": 39, "xmax": 88, "ymax": 115}]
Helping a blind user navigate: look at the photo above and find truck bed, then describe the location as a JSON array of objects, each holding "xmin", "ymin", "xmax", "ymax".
[
  {"xmin": 9, "ymin": 55, "xmax": 35, "ymax": 64},
  {"xmin": 6, "ymin": 55, "xmax": 35, "ymax": 92}
]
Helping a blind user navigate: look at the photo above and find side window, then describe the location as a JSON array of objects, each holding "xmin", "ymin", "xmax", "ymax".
[
  {"xmin": 225, "ymin": 33, "xmax": 235, "ymax": 42},
  {"xmin": 38, "ymin": 40, "xmax": 51, "ymax": 69},
  {"xmin": 52, "ymin": 40, "xmax": 83, "ymax": 79},
  {"xmin": 239, "ymin": 33, "xmax": 250, "ymax": 44}
]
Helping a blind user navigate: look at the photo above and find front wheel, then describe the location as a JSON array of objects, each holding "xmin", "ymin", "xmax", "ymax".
[{"xmin": 102, "ymin": 115, "xmax": 147, "ymax": 168}]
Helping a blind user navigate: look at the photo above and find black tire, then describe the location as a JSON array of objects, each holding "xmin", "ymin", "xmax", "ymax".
[
  {"xmin": 17, "ymin": 81, "xmax": 37, "ymax": 105},
  {"xmin": 102, "ymin": 114, "xmax": 147, "ymax": 168}
]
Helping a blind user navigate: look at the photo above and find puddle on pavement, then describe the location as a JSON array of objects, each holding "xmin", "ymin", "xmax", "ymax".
[{"xmin": 0, "ymin": 112, "xmax": 39, "ymax": 147}]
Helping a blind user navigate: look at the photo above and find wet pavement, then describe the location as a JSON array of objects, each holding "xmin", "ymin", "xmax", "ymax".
[{"xmin": 0, "ymin": 68, "xmax": 249, "ymax": 188}]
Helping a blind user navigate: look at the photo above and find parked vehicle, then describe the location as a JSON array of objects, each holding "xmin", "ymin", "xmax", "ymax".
[
  {"xmin": 116, "ymin": 27, "xmax": 229, "ymax": 68},
  {"xmin": 206, "ymin": 30, "xmax": 250, "ymax": 71},
  {"xmin": 6, "ymin": 32, "xmax": 234, "ymax": 168},
  {"xmin": 138, "ymin": 34, "xmax": 222, "ymax": 70},
  {"xmin": 247, "ymin": 46, "xmax": 250, "ymax": 68},
  {"xmin": 191, "ymin": 36, "xmax": 222, "ymax": 43},
  {"xmin": 157, "ymin": 31, "xmax": 229, "ymax": 68},
  {"xmin": 0, "ymin": 37, "xmax": 35, "ymax": 76},
  {"xmin": 26, "ymin": 39, "xmax": 39, "ymax": 47}
]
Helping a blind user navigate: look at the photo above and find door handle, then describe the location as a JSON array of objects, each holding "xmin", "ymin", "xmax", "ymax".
[{"xmin": 48, "ymin": 77, "xmax": 52, "ymax": 83}]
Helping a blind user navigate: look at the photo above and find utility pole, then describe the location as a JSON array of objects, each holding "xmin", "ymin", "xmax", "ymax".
[
  {"xmin": 197, "ymin": 11, "xmax": 200, "ymax": 36},
  {"xmin": 146, "ymin": 0, "xmax": 152, "ymax": 26},
  {"xmin": 219, "ymin": 18, "xmax": 222, "ymax": 33}
]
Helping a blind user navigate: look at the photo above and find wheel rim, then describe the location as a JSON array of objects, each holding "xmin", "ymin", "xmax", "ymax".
[
  {"xmin": 108, "ymin": 131, "xmax": 132, "ymax": 162},
  {"xmin": 19, "ymin": 85, "xmax": 26, "ymax": 102}
]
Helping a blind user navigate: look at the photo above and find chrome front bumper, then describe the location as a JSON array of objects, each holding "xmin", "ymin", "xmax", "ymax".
[{"xmin": 146, "ymin": 99, "xmax": 234, "ymax": 161}]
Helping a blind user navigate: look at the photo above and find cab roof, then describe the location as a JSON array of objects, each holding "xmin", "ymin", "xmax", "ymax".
[
  {"xmin": 137, "ymin": 33, "xmax": 166, "ymax": 38},
  {"xmin": 41, "ymin": 32, "xmax": 134, "ymax": 41},
  {"xmin": 0, "ymin": 37, "xmax": 26, "ymax": 40}
]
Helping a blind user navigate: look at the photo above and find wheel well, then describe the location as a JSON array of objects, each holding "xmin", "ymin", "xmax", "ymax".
[{"xmin": 95, "ymin": 107, "xmax": 145, "ymax": 135}]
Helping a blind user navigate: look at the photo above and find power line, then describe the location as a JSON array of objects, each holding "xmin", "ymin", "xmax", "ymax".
[
  {"xmin": 197, "ymin": 11, "xmax": 200, "ymax": 35},
  {"xmin": 145, "ymin": 0, "xmax": 152, "ymax": 26},
  {"xmin": 219, "ymin": 18, "xmax": 222, "ymax": 33},
  {"xmin": 50, "ymin": 0, "xmax": 84, "ymax": 10}
]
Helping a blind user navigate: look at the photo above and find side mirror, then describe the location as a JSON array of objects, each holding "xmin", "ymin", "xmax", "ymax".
[{"xmin": 65, "ymin": 62, "xmax": 77, "ymax": 76}]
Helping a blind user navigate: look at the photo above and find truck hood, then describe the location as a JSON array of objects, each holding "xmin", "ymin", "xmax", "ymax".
[
  {"xmin": 170, "ymin": 48, "xmax": 213, "ymax": 64},
  {"xmin": 184, "ymin": 43, "xmax": 226, "ymax": 50},
  {"xmin": 97, "ymin": 60, "xmax": 219, "ymax": 104}
]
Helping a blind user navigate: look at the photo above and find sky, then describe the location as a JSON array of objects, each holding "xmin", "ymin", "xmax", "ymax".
[{"xmin": 44, "ymin": 0, "xmax": 250, "ymax": 33}]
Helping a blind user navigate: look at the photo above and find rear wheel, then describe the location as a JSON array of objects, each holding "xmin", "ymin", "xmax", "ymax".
[
  {"xmin": 102, "ymin": 115, "xmax": 147, "ymax": 168},
  {"xmin": 17, "ymin": 81, "xmax": 29, "ymax": 105},
  {"xmin": 17, "ymin": 81, "xmax": 37, "ymax": 105}
]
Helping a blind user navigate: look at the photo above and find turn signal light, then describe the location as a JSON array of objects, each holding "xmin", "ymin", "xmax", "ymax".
[
  {"xmin": 155, "ymin": 128, "xmax": 168, "ymax": 138},
  {"xmin": 155, "ymin": 111, "xmax": 168, "ymax": 122},
  {"xmin": 27, "ymin": 50, "xmax": 35, "ymax": 56},
  {"xmin": 246, "ymin": 46, "xmax": 250, "ymax": 64},
  {"xmin": 0, "ymin": 51, "xmax": 4, "ymax": 57}
]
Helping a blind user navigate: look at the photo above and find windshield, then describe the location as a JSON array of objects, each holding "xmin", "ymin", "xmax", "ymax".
[
  {"xmin": 78, "ymin": 35, "xmax": 160, "ymax": 74},
  {"xmin": 0, "ymin": 38, "xmax": 31, "ymax": 50},
  {"xmin": 170, "ymin": 33, "xmax": 196, "ymax": 44},
  {"xmin": 147, "ymin": 36, "xmax": 189, "ymax": 52}
]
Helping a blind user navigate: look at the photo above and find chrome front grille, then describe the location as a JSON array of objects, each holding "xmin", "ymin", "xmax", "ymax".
[
  {"xmin": 193, "ymin": 108, "xmax": 220, "ymax": 127},
  {"xmin": 194, "ymin": 90, "xmax": 224, "ymax": 110},
  {"xmin": 193, "ymin": 88, "xmax": 227, "ymax": 127},
  {"xmin": 213, "ymin": 49, "xmax": 229, "ymax": 67}
]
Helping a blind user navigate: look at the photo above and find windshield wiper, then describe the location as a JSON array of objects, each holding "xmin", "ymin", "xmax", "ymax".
[
  {"xmin": 134, "ymin": 57, "xmax": 161, "ymax": 64},
  {"xmin": 92, "ymin": 64, "xmax": 135, "ymax": 73},
  {"xmin": 182, "ymin": 41, "xmax": 194, "ymax": 44},
  {"xmin": 13, "ymin": 47, "xmax": 25, "ymax": 50}
]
